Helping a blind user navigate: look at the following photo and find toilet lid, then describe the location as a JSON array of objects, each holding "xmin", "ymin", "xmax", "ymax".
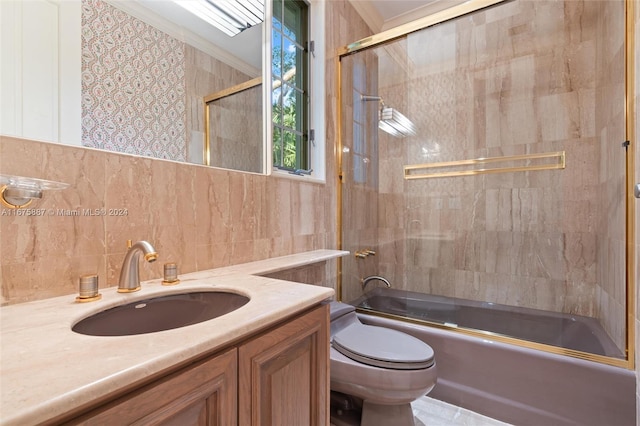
[{"xmin": 332, "ymin": 323, "xmax": 435, "ymax": 370}]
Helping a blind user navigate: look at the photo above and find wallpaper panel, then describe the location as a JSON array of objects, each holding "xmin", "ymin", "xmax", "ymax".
[{"xmin": 81, "ymin": 0, "xmax": 187, "ymax": 161}]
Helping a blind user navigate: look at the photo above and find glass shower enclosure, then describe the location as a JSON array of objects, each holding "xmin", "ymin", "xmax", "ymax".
[{"xmin": 338, "ymin": 0, "xmax": 634, "ymax": 367}]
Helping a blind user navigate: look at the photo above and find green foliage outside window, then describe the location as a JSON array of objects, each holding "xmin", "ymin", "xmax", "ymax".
[{"xmin": 272, "ymin": 0, "xmax": 308, "ymax": 171}]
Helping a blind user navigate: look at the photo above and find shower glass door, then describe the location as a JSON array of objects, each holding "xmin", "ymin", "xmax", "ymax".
[{"xmin": 339, "ymin": 0, "xmax": 629, "ymax": 364}]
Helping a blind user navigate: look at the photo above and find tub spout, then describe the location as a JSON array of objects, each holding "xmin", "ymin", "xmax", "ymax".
[
  {"xmin": 117, "ymin": 240, "xmax": 158, "ymax": 293},
  {"xmin": 362, "ymin": 275, "xmax": 391, "ymax": 291}
]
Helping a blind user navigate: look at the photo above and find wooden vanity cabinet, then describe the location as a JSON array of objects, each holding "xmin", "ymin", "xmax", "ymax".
[
  {"xmin": 68, "ymin": 304, "xmax": 329, "ymax": 426},
  {"xmin": 70, "ymin": 347, "xmax": 238, "ymax": 425},
  {"xmin": 239, "ymin": 302, "xmax": 329, "ymax": 425}
]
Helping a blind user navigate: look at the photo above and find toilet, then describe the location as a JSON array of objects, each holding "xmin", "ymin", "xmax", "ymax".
[{"xmin": 329, "ymin": 302, "xmax": 437, "ymax": 426}]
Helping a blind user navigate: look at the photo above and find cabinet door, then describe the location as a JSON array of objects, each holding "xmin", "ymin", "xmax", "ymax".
[
  {"xmin": 238, "ymin": 304, "xmax": 330, "ymax": 426},
  {"xmin": 73, "ymin": 348, "xmax": 237, "ymax": 426}
]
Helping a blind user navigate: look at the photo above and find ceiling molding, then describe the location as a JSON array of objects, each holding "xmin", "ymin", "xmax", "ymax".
[
  {"xmin": 347, "ymin": 0, "xmax": 385, "ymax": 33},
  {"xmin": 348, "ymin": 0, "xmax": 470, "ymax": 34},
  {"xmin": 103, "ymin": 0, "xmax": 260, "ymax": 77},
  {"xmin": 381, "ymin": 0, "xmax": 467, "ymax": 31}
]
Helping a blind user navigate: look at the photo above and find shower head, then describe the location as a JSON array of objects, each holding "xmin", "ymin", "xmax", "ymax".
[
  {"xmin": 361, "ymin": 95, "xmax": 416, "ymax": 138},
  {"xmin": 378, "ymin": 106, "xmax": 416, "ymax": 138}
]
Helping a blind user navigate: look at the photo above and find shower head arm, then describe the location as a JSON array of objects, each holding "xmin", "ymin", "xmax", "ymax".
[{"xmin": 361, "ymin": 95, "xmax": 383, "ymax": 104}]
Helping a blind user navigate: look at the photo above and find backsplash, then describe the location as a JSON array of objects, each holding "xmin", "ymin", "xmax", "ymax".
[{"xmin": 0, "ymin": 136, "xmax": 333, "ymax": 304}]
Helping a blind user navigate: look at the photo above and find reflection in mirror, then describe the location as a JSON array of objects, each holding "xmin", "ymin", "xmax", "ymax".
[
  {"xmin": 1, "ymin": 0, "xmax": 81, "ymax": 144},
  {"xmin": 1, "ymin": 0, "xmax": 268, "ymax": 174},
  {"xmin": 204, "ymin": 77, "xmax": 264, "ymax": 173}
]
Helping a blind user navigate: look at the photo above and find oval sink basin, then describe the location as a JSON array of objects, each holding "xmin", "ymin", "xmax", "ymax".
[{"xmin": 72, "ymin": 291, "xmax": 250, "ymax": 336}]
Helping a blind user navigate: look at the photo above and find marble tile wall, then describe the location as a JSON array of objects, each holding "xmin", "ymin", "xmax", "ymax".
[
  {"xmin": 341, "ymin": 0, "xmax": 631, "ymax": 354},
  {"xmin": 206, "ymin": 85, "xmax": 263, "ymax": 173},
  {"xmin": 184, "ymin": 45, "xmax": 256, "ymax": 166},
  {"xmin": 391, "ymin": 0, "xmax": 607, "ymax": 317},
  {"xmin": 594, "ymin": 0, "xmax": 627, "ymax": 352},
  {"xmin": 0, "ymin": 136, "xmax": 333, "ymax": 304},
  {"xmin": 340, "ymin": 48, "xmax": 383, "ymax": 303},
  {"xmin": 264, "ymin": 261, "xmax": 330, "ymax": 288},
  {"xmin": 327, "ymin": 0, "xmax": 377, "ymax": 303}
]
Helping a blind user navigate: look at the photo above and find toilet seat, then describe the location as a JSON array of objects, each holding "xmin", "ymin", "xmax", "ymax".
[{"xmin": 332, "ymin": 323, "xmax": 434, "ymax": 370}]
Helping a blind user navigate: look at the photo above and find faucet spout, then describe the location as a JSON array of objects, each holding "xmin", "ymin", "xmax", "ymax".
[
  {"xmin": 361, "ymin": 275, "xmax": 391, "ymax": 291},
  {"xmin": 117, "ymin": 240, "xmax": 158, "ymax": 293}
]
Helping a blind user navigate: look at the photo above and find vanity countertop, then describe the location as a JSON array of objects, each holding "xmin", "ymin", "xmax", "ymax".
[{"xmin": 0, "ymin": 249, "xmax": 346, "ymax": 426}]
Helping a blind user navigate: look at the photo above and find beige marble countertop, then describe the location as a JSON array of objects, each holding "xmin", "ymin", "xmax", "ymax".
[{"xmin": 0, "ymin": 249, "xmax": 346, "ymax": 426}]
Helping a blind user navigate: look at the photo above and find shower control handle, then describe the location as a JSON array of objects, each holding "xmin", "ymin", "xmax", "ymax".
[{"xmin": 635, "ymin": 183, "xmax": 640, "ymax": 199}]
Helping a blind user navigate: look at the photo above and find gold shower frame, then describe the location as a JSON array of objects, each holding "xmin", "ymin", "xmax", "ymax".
[{"xmin": 336, "ymin": 0, "xmax": 636, "ymax": 369}]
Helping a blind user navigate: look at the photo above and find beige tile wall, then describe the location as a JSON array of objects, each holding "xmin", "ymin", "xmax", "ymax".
[
  {"xmin": 206, "ymin": 85, "xmax": 263, "ymax": 173},
  {"xmin": 326, "ymin": 0, "xmax": 377, "ymax": 303},
  {"xmin": 387, "ymin": 0, "xmax": 608, "ymax": 317},
  {"xmin": 0, "ymin": 136, "xmax": 334, "ymax": 304},
  {"xmin": 595, "ymin": 0, "xmax": 628, "ymax": 353},
  {"xmin": 184, "ymin": 45, "xmax": 261, "ymax": 169},
  {"xmin": 340, "ymin": 48, "xmax": 384, "ymax": 303}
]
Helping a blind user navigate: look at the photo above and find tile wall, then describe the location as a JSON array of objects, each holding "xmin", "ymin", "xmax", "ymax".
[
  {"xmin": 0, "ymin": 135, "xmax": 331, "ymax": 304},
  {"xmin": 595, "ymin": 0, "xmax": 627, "ymax": 355}
]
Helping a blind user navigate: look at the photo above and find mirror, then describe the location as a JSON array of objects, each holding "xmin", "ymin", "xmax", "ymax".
[
  {"xmin": 0, "ymin": 0, "xmax": 268, "ymax": 174},
  {"xmin": 204, "ymin": 77, "xmax": 264, "ymax": 173}
]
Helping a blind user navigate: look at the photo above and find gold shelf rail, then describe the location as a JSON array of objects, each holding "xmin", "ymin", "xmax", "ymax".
[{"xmin": 404, "ymin": 151, "xmax": 566, "ymax": 180}]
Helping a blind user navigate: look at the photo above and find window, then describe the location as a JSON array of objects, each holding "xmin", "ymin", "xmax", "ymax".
[{"xmin": 272, "ymin": 0, "xmax": 310, "ymax": 172}]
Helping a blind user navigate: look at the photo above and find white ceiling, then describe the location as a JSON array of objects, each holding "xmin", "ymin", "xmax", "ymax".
[
  {"xmin": 109, "ymin": 0, "xmax": 465, "ymax": 77},
  {"xmin": 348, "ymin": 0, "xmax": 467, "ymax": 33},
  {"xmin": 106, "ymin": 0, "xmax": 262, "ymax": 77}
]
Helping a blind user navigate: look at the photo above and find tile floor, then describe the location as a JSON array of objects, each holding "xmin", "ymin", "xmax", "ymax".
[
  {"xmin": 412, "ymin": 396, "xmax": 511, "ymax": 426},
  {"xmin": 331, "ymin": 396, "xmax": 511, "ymax": 426}
]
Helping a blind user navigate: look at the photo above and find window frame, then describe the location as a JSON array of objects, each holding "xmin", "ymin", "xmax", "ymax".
[{"xmin": 270, "ymin": 0, "xmax": 325, "ymax": 182}]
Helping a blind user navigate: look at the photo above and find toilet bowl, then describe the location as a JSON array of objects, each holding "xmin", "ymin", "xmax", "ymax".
[{"xmin": 329, "ymin": 302, "xmax": 437, "ymax": 426}]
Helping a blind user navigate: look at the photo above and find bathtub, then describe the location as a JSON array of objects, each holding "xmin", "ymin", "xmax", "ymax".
[
  {"xmin": 351, "ymin": 288, "xmax": 635, "ymax": 425},
  {"xmin": 351, "ymin": 287, "xmax": 623, "ymax": 357}
]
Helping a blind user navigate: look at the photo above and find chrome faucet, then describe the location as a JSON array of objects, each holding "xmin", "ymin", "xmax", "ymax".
[
  {"xmin": 118, "ymin": 240, "xmax": 158, "ymax": 293},
  {"xmin": 361, "ymin": 275, "xmax": 391, "ymax": 291}
]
